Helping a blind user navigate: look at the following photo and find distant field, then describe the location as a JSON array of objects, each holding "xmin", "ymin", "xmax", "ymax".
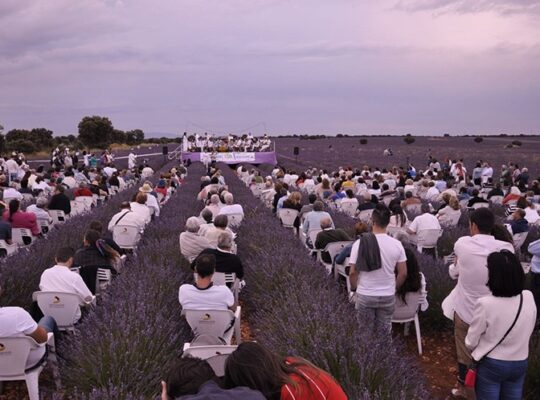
[{"xmin": 274, "ymin": 136, "xmax": 540, "ymax": 180}]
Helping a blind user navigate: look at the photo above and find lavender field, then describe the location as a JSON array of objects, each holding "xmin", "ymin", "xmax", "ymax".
[{"xmin": 273, "ymin": 136, "xmax": 540, "ymax": 179}]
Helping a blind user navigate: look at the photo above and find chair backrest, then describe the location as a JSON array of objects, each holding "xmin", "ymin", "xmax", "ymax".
[
  {"xmin": 472, "ymin": 202, "xmax": 489, "ymax": 210},
  {"xmin": 182, "ymin": 345, "xmax": 237, "ymax": 377},
  {"xmin": 489, "ymin": 195, "xmax": 504, "ymax": 205},
  {"xmin": 393, "ymin": 292, "xmax": 422, "ymax": 321},
  {"xmin": 324, "ymin": 241, "xmax": 353, "ymax": 262},
  {"xmin": 12, "ymin": 228, "xmax": 33, "ymax": 247},
  {"xmin": 212, "ymin": 272, "xmax": 236, "ymax": 286},
  {"xmin": 48, "ymin": 210, "xmax": 66, "ymax": 224},
  {"xmin": 358, "ymin": 209, "xmax": 373, "ymax": 223},
  {"xmin": 513, "ymin": 232, "xmax": 528, "ymax": 249},
  {"xmin": 404, "ymin": 203, "xmax": 422, "ymax": 218},
  {"xmin": 440, "ymin": 211, "xmax": 461, "ymax": 227},
  {"xmin": 37, "ymin": 218, "xmax": 51, "ymax": 235},
  {"xmin": 278, "ymin": 209, "xmax": 299, "ymax": 228},
  {"xmin": 416, "ymin": 229, "xmax": 442, "ymax": 248},
  {"xmin": 113, "ymin": 225, "xmax": 142, "ymax": 249},
  {"xmin": 340, "ymin": 202, "xmax": 357, "ymax": 217},
  {"xmin": 0, "ymin": 336, "xmax": 37, "ymax": 378},
  {"xmin": 309, "ymin": 229, "xmax": 322, "ymax": 246},
  {"xmin": 34, "ymin": 291, "xmax": 81, "ymax": 329},
  {"xmin": 183, "ymin": 309, "xmax": 235, "ymax": 339},
  {"xmin": 76, "ymin": 196, "xmax": 93, "ymax": 208},
  {"xmin": 227, "ymin": 213, "xmax": 243, "ymax": 228},
  {"xmin": 157, "ymin": 192, "xmax": 165, "ymax": 203}
]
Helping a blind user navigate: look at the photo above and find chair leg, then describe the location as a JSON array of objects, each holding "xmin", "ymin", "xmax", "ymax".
[
  {"xmin": 25, "ymin": 370, "xmax": 41, "ymax": 400},
  {"xmin": 414, "ymin": 314, "xmax": 423, "ymax": 355}
]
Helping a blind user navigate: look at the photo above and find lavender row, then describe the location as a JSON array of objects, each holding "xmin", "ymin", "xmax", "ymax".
[
  {"xmin": 56, "ymin": 163, "xmax": 206, "ymax": 399},
  {"xmin": 219, "ymin": 166, "xmax": 429, "ymax": 399}
]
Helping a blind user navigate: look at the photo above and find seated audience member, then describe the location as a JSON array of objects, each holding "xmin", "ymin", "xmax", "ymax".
[
  {"xmin": 108, "ymin": 201, "xmax": 146, "ymax": 232},
  {"xmin": 437, "ymin": 197, "xmax": 461, "ymax": 226},
  {"xmin": 315, "ymin": 217, "xmax": 352, "ymax": 264},
  {"xmin": 161, "ymin": 357, "xmax": 265, "ymax": 400},
  {"xmin": 73, "ymin": 229, "xmax": 120, "ymax": 293},
  {"xmin": 224, "ymin": 342, "xmax": 347, "ymax": 400},
  {"xmin": 406, "ymin": 204, "xmax": 441, "ymax": 242},
  {"xmin": 467, "ymin": 189, "xmax": 489, "ymax": 208},
  {"xmin": 302, "ymin": 201, "xmax": 333, "ymax": 235},
  {"xmin": 334, "ymin": 222, "xmax": 369, "ymax": 265},
  {"xmin": 299, "ymin": 193, "xmax": 317, "ymax": 221},
  {"xmin": 502, "ymin": 186, "xmax": 522, "ymax": 205},
  {"xmin": 0, "ymin": 284, "xmax": 58, "ymax": 369},
  {"xmin": 198, "ymin": 208, "xmax": 215, "ymax": 236},
  {"xmin": 195, "ymin": 232, "xmax": 244, "ymax": 280},
  {"xmin": 394, "ymin": 248, "xmax": 428, "ymax": 315},
  {"xmin": 179, "ymin": 253, "xmax": 235, "ymax": 310},
  {"xmin": 281, "ymin": 191, "xmax": 302, "ymax": 228},
  {"xmin": 74, "ymin": 181, "xmax": 93, "ymax": 198},
  {"xmin": 457, "ymin": 187, "xmax": 470, "ymax": 202},
  {"xmin": 27, "ymin": 197, "xmax": 53, "ymax": 224},
  {"xmin": 205, "ymin": 214, "xmax": 234, "ymax": 249},
  {"xmin": 48, "ymin": 184, "xmax": 71, "ymax": 215},
  {"xmin": 139, "ymin": 182, "xmax": 160, "ymax": 217},
  {"xmin": 465, "ymin": 251, "xmax": 536, "ymax": 400},
  {"xmin": 0, "ymin": 204, "xmax": 13, "ymax": 244},
  {"xmin": 3, "ymin": 199, "xmax": 40, "ymax": 236},
  {"xmin": 89, "ymin": 220, "xmax": 123, "ymax": 255},
  {"xmin": 130, "ymin": 192, "xmax": 152, "ymax": 225},
  {"xmin": 39, "ymin": 247, "xmax": 95, "ymax": 323},
  {"xmin": 487, "ymin": 183, "xmax": 504, "ymax": 199},
  {"xmin": 523, "ymin": 200, "xmax": 540, "ymax": 225},
  {"xmin": 491, "ymin": 223, "xmax": 514, "ymax": 245},
  {"xmin": 401, "ymin": 191, "xmax": 421, "ymax": 209},
  {"xmin": 218, "ymin": 193, "xmax": 244, "ymax": 217},
  {"xmin": 388, "ymin": 202, "xmax": 408, "ymax": 228},
  {"xmin": 509, "ymin": 209, "xmax": 529, "ymax": 234},
  {"xmin": 340, "ymin": 189, "xmax": 359, "ymax": 209},
  {"xmin": 2, "ymin": 182, "xmax": 23, "ymax": 201},
  {"xmin": 357, "ymin": 191, "xmax": 377, "ymax": 212},
  {"xmin": 32, "ymin": 176, "xmax": 52, "ymax": 195},
  {"xmin": 426, "ymin": 181, "xmax": 440, "ymax": 201},
  {"xmin": 180, "ymin": 217, "xmax": 213, "ymax": 263},
  {"xmin": 204, "ymin": 194, "xmax": 223, "ymax": 219}
]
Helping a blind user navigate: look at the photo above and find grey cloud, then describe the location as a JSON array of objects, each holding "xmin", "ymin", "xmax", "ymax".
[{"xmin": 395, "ymin": 0, "xmax": 540, "ymax": 15}]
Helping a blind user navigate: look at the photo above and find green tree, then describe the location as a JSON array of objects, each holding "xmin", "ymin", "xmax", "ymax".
[
  {"xmin": 125, "ymin": 129, "xmax": 145, "ymax": 145},
  {"xmin": 78, "ymin": 116, "xmax": 114, "ymax": 148},
  {"xmin": 403, "ymin": 134, "xmax": 415, "ymax": 145},
  {"xmin": 111, "ymin": 129, "xmax": 127, "ymax": 144},
  {"xmin": 29, "ymin": 128, "xmax": 53, "ymax": 148}
]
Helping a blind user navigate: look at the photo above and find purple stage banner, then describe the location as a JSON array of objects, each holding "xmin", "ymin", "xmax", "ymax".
[{"xmin": 181, "ymin": 151, "xmax": 277, "ymax": 165}]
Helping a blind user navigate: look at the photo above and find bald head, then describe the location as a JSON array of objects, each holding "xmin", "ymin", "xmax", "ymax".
[{"xmin": 320, "ymin": 217, "xmax": 333, "ymax": 230}]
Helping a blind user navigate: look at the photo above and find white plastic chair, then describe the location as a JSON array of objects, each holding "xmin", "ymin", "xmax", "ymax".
[
  {"xmin": 12, "ymin": 228, "xmax": 34, "ymax": 247},
  {"xmin": 278, "ymin": 209, "xmax": 299, "ymax": 231},
  {"xmin": 513, "ymin": 232, "xmax": 529, "ymax": 250},
  {"xmin": 439, "ymin": 211, "xmax": 461, "ymax": 228},
  {"xmin": 181, "ymin": 344, "xmax": 237, "ymax": 377},
  {"xmin": 392, "ymin": 291, "xmax": 424, "ymax": 355},
  {"xmin": 33, "ymin": 291, "xmax": 81, "ymax": 332},
  {"xmin": 0, "ymin": 239, "xmax": 18, "ymax": 256},
  {"xmin": 335, "ymin": 256, "xmax": 352, "ymax": 292},
  {"xmin": 75, "ymin": 196, "xmax": 93, "ymax": 212},
  {"xmin": 416, "ymin": 229, "xmax": 443, "ymax": 257},
  {"xmin": 183, "ymin": 307, "xmax": 241, "ymax": 345},
  {"xmin": 211, "ymin": 272, "xmax": 240, "ymax": 303},
  {"xmin": 48, "ymin": 210, "xmax": 66, "ymax": 225},
  {"xmin": 0, "ymin": 336, "xmax": 51, "ymax": 400},
  {"xmin": 97, "ymin": 268, "xmax": 113, "ymax": 292},
  {"xmin": 471, "ymin": 202, "xmax": 490, "ymax": 210},
  {"xmin": 358, "ymin": 209, "xmax": 374, "ymax": 223},
  {"xmin": 404, "ymin": 204, "xmax": 422, "ymax": 217},
  {"xmin": 489, "ymin": 195, "xmax": 504, "ymax": 205},
  {"xmin": 113, "ymin": 224, "xmax": 142, "ymax": 250},
  {"xmin": 227, "ymin": 213, "xmax": 244, "ymax": 228},
  {"xmin": 317, "ymin": 241, "xmax": 353, "ymax": 274}
]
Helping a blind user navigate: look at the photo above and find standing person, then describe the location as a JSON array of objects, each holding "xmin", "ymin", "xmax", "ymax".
[
  {"xmin": 128, "ymin": 151, "xmax": 137, "ymax": 170},
  {"xmin": 348, "ymin": 204, "xmax": 407, "ymax": 333},
  {"xmin": 442, "ymin": 208, "xmax": 515, "ymax": 398},
  {"xmin": 466, "ymin": 251, "xmax": 536, "ymax": 400}
]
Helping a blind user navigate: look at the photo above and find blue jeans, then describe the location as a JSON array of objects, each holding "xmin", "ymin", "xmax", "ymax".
[
  {"xmin": 355, "ymin": 294, "xmax": 395, "ymax": 334},
  {"xmin": 476, "ymin": 357, "xmax": 527, "ymax": 400},
  {"xmin": 39, "ymin": 315, "xmax": 59, "ymax": 338}
]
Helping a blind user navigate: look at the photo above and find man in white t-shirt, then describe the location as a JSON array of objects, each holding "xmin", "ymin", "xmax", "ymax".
[
  {"xmin": 348, "ymin": 204, "xmax": 407, "ymax": 334},
  {"xmin": 442, "ymin": 208, "xmax": 515, "ymax": 397},
  {"xmin": 218, "ymin": 193, "xmax": 244, "ymax": 217},
  {"xmin": 0, "ymin": 285, "xmax": 57, "ymax": 369},
  {"xmin": 39, "ymin": 247, "xmax": 94, "ymax": 323},
  {"xmin": 108, "ymin": 202, "xmax": 146, "ymax": 233},
  {"xmin": 406, "ymin": 204, "xmax": 441, "ymax": 244},
  {"xmin": 179, "ymin": 253, "xmax": 235, "ymax": 311}
]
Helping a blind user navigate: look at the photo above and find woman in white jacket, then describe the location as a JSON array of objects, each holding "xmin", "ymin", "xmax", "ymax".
[{"xmin": 465, "ymin": 250, "xmax": 536, "ymax": 400}]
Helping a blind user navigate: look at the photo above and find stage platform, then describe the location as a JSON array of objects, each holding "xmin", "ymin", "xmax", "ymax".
[{"xmin": 181, "ymin": 151, "xmax": 277, "ymax": 165}]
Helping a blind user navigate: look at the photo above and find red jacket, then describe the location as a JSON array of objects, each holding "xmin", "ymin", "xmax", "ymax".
[
  {"xmin": 3, "ymin": 210, "xmax": 40, "ymax": 236},
  {"xmin": 74, "ymin": 188, "xmax": 93, "ymax": 198},
  {"xmin": 281, "ymin": 358, "xmax": 347, "ymax": 400}
]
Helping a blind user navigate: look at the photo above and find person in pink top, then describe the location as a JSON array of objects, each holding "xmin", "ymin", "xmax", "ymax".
[{"xmin": 3, "ymin": 199, "xmax": 40, "ymax": 236}]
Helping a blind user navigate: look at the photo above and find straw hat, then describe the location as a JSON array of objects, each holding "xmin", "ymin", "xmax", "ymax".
[{"xmin": 139, "ymin": 183, "xmax": 153, "ymax": 193}]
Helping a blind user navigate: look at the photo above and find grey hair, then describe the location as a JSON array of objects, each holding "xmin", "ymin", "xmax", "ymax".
[
  {"xmin": 210, "ymin": 194, "xmax": 220, "ymax": 204},
  {"xmin": 224, "ymin": 192, "xmax": 234, "ymax": 205},
  {"xmin": 185, "ymin": 217, "xmax": 201, "ymax": 233},
  {"xmin": 319, "ymin": 217, "xmax": 332, "ymax": 229},
  {"xmin": 217, "ymin": 231, "xmax": 233, "ymax": 249}
]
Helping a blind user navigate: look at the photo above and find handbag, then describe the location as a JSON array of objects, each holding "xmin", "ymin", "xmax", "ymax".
[{"xmin": 465, "ymin": 293, "xmax": 523, "ymax": 388}]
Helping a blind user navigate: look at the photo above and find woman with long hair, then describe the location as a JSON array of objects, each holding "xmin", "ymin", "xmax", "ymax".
[
  {"xmin": 224, "ymin": 342, "xmax": 347, "ymax": 400},
  {"xmin": 395, "ymin": 248, "xmax": 428, "ymax": 311},
  {"xmin": 388, "ymin": 202, "xmax": 408, "ymax": 228}
]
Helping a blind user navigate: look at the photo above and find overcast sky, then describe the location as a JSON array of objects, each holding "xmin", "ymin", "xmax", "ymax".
[{"xmin": 1, "ymin": 0, "xmax": 539, "ymax": 136}]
